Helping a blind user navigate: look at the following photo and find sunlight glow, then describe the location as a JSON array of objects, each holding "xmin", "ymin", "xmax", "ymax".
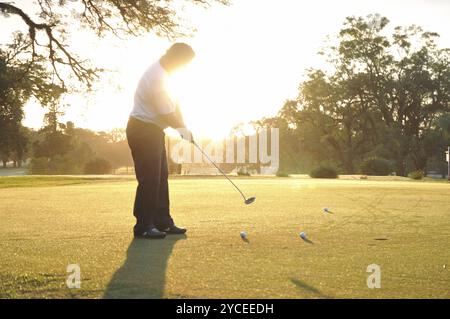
[{"xmin": 19, "ymin": 0, "xmax": 450, "ymax": 138}]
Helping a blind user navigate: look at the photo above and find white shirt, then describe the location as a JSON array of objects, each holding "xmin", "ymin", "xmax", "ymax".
[{"xmin": 130, "ymin": 61, "xmax": 176, "ymax": 129}]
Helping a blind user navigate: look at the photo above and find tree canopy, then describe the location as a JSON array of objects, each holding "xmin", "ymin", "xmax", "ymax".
[
  {"xmin": 0, "ymin": 0, "xmax": 228, "ymax": 89},
  {"xmin": 0, "ymin": 0, "xmax": 228, "ymax": 168},
  {"xmin": 257, "ymin": 15, "xmax": 450, "ymax": 176}
]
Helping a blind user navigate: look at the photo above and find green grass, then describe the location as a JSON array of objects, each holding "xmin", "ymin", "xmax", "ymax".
[
  {"xmin": 0, "ymin": 175, "xmax": 133, "ymax": 188},
  {"xmin": 0, "ymin": 176, "xmax": 449, "ymax": 298}
]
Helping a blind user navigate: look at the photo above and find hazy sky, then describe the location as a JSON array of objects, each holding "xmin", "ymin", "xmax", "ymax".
[{"xmin": 5, "ymin": 0, "xmax": 450, "ymax": 138}]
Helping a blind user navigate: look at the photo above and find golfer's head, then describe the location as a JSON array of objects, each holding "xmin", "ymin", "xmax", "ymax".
[{"xmin": 161, "ymin": 43, "xmax": 195, "ymax": 72}]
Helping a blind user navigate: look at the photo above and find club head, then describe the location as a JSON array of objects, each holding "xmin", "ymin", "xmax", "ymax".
[{"xmin": 245, "ymin": 197, "xmax": 256, "ymax": 205}]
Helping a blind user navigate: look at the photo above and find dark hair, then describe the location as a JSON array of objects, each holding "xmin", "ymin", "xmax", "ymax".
[{"xmin": 164, "ymin": 43, "xmax": 195, "ymax": 61}]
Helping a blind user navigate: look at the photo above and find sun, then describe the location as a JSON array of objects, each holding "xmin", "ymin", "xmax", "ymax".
[{"xmin": 166, "ymin": 59, "xmax": 234, "ymax": 140}]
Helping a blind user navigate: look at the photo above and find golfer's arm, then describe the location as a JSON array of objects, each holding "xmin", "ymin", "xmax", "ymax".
[
  {"xmin": 157, "ymin": 105, "xmax": 186, "ymax": 129},
  {"xmin": 152, "ymin": 90, "xmax": 188, "ymax": 129},
  {"xmin": 157, "ymin": 113, "xmax": 184, "ymax": 129}
]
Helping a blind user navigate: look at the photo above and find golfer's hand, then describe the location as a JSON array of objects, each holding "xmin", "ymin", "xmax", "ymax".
[{"xmin": 177, "ymin": 128, "xmax": 194, "ymax": 143}]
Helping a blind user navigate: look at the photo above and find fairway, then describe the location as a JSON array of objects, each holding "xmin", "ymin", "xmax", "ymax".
[{"xmin": 0, "ymin": 176, "xmax": 449, "ymax": 298}]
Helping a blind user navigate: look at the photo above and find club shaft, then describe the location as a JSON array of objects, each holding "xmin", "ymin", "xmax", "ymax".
[{"xmin": 193, "ymin": 141, "xmax": 247, "ymax": 201}]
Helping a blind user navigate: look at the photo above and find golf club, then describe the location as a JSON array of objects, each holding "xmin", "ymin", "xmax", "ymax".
[{"xmin": 192, "ymin": 140, "xmax": 256, "ymax": 205}]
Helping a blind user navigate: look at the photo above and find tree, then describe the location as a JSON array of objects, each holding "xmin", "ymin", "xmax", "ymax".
[
  {"xmin": 1, "ymin": 33, "xmax": 65, "ymax": 167},
  {"xmin": 0, "ymin": 11, "xmax": 88, "ymax": 168},
  {"xmin": 424, "ymin": 114, "xmax": 450, "ymax": 177},
  {"xmin": 84, "ymin": 157, "xmax": 113, "ymax": 175},
  {"xmin": 335, "ymin": 17, "xmax": 450, "ymax": 174},
  {"xmin": 297, "ymin": 70, "xmax": 378, "ymax": 173},
  {"xmin": 31, "ymin": 117, "xmax": 96, "ymax": 174},
  {"xmin": 278, "ymin": 15, "xmax": 450, "ymax": 175},
  {"xmin": 0, "ymin": 0, "xmax": 229, "ymax": 89},
  {"xmin": 33, "ymin": 105, "xmax": 72, "ymax": 159},
  {"xmin": 254, "ymin": 103, "xmax": 307, "ymax": 173},
  {"xmin": 9, "ymin": 125, "xmax": 29, "ymax": 167}
]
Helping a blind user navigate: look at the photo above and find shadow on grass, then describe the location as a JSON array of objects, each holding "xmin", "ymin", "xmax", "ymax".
[
  {"xmin": 241, "ymin": 237, "xmax": 250, "ymax": 243},
  {"xmin": 290, "ymin": 278, "xmax": 330, "ymax": 299},
  {"xmin": 301, "ymin": 238, "xmax": 314, "ymax": 244},
  {"xmin": 104, "ymin": 235, "xmax": 186, "ymax": 299}
]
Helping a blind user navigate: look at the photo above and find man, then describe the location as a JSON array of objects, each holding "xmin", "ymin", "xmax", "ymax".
[{"xmin": 127, "ymin": 43, "xmax": 195, "ymax": 239}]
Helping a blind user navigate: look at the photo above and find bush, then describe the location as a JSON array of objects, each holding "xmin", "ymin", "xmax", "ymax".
[
  {"xmin": 84, "ymin": 158, "xmax": 113, "ymax": 175},
  {"xmin": 408, "ymin": 170, "xmax": 424, "ymax": 180},
  {"xmin": 276, "ymin": 171, "xmax": 290, "ymax": 177},
  {"xmin": 29, "ymin": 156, "xmax": 81, "ymax": 174},
  {"xmin": 48, "ymin": 155, "xmax": 81, "ymax": 174},
  {"xmin": 29, "ymin": 157, "xmax": 50, "ymax": 174},
  {"xmin": 360, "ymin": 157, "xmax": 392, "ymax": 176},
  {"xmin": 237, "ymin": 168, "xmax": 251, "ymax": 176},
  {"xmin": 309, "ymin": 165, "xmax": 338, "ymax": 179}
]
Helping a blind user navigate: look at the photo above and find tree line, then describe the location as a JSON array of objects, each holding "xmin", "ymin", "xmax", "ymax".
[
  {"xmin": 0, "ymin": 33, "xmax": 132, "ymax": 173},
  {"xmin": 254, "ymin": 15, "xmax": 450, "ymax": 177},
  {"xmin": 2, "ymin": 6, "xmax": 449, "ymax": 177},
  {"xmin": 0, "ymin": 106, "xmax": 133, "ymax": 174}
]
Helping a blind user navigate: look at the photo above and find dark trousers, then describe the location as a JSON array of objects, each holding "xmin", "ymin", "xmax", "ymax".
[{"xmin": 126, "ymin": 117, "xmax": 174, "ymax": 231}]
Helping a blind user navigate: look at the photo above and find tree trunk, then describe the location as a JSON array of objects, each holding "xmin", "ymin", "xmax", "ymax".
[
  {"xmin": 2, "ymin": 160, "xmax": 6, "ymax": 168},
  {"xmin": 395, "ymin": 158, "xmax": 406, "ymax": 176},
  {"xmin": 343, "ymin": 152, "xmax": 355, "ymax": 174},
  {"xmin": 416, "ymin": 160, "xmax": 427, "ymax": 173},
  {"xmin": 412, "ymin": 154, "xmax": 427, "ymax": 173},
  {"xmin": 344, "ymin": 162, "xmax": 355, "ymax": 174}
]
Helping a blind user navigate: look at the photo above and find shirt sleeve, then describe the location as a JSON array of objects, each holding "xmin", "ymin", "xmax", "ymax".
[{"xmin": 151, "ymin": 90, "xmax": 176, "ymax": 115}]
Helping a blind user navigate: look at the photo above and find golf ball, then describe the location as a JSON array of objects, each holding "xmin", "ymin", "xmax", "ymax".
[
  {"xmin": 323, "ymin": 207, "xmax": 330, "ymax": 213},
  {"xmin": 299, "ymin": 232, "xmax": 307, "ymax": 239},
  {"xmin": 240, "ymin": 231, "xmax": 247, "ymax": 239}
]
